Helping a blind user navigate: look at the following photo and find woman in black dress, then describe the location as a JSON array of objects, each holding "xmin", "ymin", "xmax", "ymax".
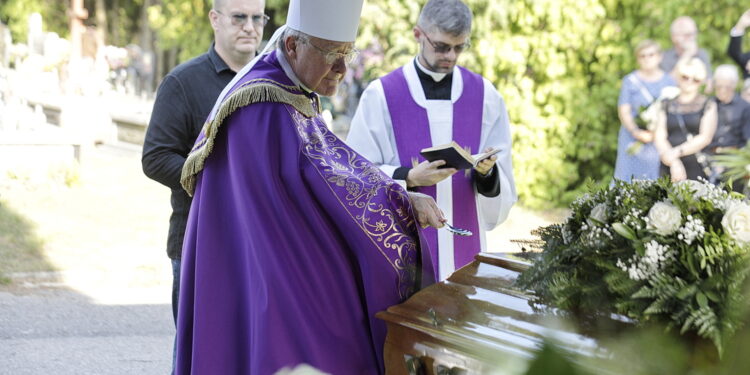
[{"xmin": 654, "ymin": 57, "xmax": 718, "ymax": 182}]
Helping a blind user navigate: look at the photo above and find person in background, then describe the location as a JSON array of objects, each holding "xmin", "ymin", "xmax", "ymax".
[
  {"xmin": 346, "ymin": 0, "xmax": 516, "ymax": 281},
  {"xmin": 660, "ymin": 16, "xmax": 713, "ymax": 90},
  {"xmin": 140, "ymin": 0, "xmax": 266, "ymax": 373},
  {"xmin": 654, "ymin": 57, "xmax": 717, "ymax": 182},
  {"xmin": 728, "ymin": 9, "xmax": 750, "ymax": 79},
  {"xmin": 706, "ymin": 64, "xmax": 750, "ymax": 189},
  {"xmin": 174, "ymin": 0, "xmax": 444, "ymax": 372},
  {"xmin": 613, "ymin": 40, "xmax": 676, "ymax": 182}
]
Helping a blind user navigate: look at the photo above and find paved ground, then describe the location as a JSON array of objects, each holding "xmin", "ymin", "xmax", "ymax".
[
  {"xmin": 0, "ymin": 287, "xmax": 173, "ymax": 375},
  {"xmin": 0, "ymin": 142, "xmax": 175, "ymax": 375}
]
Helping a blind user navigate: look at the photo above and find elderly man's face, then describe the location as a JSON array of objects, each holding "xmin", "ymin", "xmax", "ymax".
[
  {"xmin": 288, "ymin": 36, "xmax": 352, "ymax": 96},
  {"xmin": 714, "ymin": 77, "xmax": 737, "ymax": 104},
  {"xmin": 414, "ymin": 26, "xmax": 469, "ymax": 74},
  {"xmin": 671, "ymin": 21, "xmax": 697, "ymax": 51}
]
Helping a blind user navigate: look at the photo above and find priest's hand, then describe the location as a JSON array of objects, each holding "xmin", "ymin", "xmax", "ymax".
[
  {"xmin": 407, "ymin": 192, "xmax": 445, "ymax": 228},
  {"xmin": 406, "ymin": 160, "xmax": 457, "ymax": 188},
  {"xmin": 474, "ymin": 147, "xmax": 497, "ymax": 176}
]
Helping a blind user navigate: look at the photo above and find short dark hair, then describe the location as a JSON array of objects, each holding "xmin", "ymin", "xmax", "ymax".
[{"xmin": 417, "ymin": 0, "xmax": 472, "ymax": 36}]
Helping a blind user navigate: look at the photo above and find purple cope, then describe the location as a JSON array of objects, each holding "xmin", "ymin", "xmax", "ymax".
[{"xmin": 175, "ymin": 51, "xmax": 435, "ymax": 375}]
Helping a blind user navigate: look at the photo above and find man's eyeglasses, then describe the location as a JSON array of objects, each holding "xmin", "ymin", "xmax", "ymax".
[
  {"xmin": 680, "ymin": 74, "xmax": 702, "ymax": 84},
  {"xmin": 215, "ymin": 10, "xmax": 269, "ymax": 28},
  {"xmin": 306, "ymin": 40, "xmax": 359, "ymax": 65},
  {"xmin": 418, "ymin": 27, "xmax": 470, "ymax": 54}
]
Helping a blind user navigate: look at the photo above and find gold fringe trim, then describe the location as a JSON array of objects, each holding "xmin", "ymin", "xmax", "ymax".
[{"xmin": 180, "ymin": 81, "xmax": 318, "ymax": 195}]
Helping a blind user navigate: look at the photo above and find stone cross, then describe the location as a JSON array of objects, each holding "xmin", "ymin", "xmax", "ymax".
[{"xmin": 68, "ymin": 0, "xmax": 89, "ymax": 60}]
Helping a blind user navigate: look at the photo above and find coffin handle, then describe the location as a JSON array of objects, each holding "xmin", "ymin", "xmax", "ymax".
[
  {"xmin": 436, "ymin": 364, "xmax": 468, "ymax": 375},
  {"xmin": 404, "ymin": 354, "xmax": 425, "ymax": 375}
]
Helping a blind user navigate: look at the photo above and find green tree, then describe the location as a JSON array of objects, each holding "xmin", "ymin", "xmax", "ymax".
[{"xmin": 0, "ymin": 0, "xmax": 69, "ymax": 42}]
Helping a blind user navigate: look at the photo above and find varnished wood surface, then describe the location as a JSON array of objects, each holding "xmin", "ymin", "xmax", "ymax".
[{"xmin": 378, "ymin": 253, "xmax": 613, "ymax": 375}]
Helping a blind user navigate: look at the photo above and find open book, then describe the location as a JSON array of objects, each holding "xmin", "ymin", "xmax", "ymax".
[{"xmin": 420, "ymin": 141, "xmax": 501, "ymax": 170}]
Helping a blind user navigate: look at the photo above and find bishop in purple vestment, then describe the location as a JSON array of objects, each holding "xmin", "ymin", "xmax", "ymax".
[{"xmin": 174, "ymin": 2, "xmax": 442, "ymax": 374}]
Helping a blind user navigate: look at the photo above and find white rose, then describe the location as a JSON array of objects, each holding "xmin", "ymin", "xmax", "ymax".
[
  {"xmin": 647, "ymin": 201, "xmax": 682, "ymax": 236},
  {"xmin": 589, "ymin": 203, "xmax": 608, "ymax": 224},
  {"xmin": 677, "ymin": 179, "xmax": 709, "ymax": 199},
  {"xmin": 722, "ymin": 202, "xmax": 750, "ymax": 244},
  {"xmin": 659, "ymin": 86, "xmax": 680, "ymax": 100}
]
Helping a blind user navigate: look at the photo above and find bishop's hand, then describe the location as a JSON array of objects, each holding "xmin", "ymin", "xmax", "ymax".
[{"xmin": 407, "ymin": 192, "xmax": 445, "ymax": 229}]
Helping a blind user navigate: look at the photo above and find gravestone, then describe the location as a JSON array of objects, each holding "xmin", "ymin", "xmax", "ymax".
[
  {"xmin": 0, "ymin": 22, "xmax": 10, "ymax": 68},
  {"xmin": 27, "ymin": 13, "xmax": 44, "ymax": 56}
]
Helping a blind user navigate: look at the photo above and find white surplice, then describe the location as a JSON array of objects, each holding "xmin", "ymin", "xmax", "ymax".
[{"xmin": 346, "ymin": 59, "xmax": 517, "ymax": 280}]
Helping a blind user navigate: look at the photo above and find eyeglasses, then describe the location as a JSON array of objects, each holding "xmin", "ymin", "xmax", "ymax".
[
  {"xmin": 306, "ymin": 40, "xmax": 359, "ymax": 65},
  {"xmin": 215, "ymin": 10, "xmax": 269, "ymax": 28},
  {"xmin": 418, "ymin": 27, "xmax": 470, "ymax": 54},
  {"xmin": 638, "ymin": 51, "xmax": 658, "ymax": 59},
  {"xmin": 680, "ymin": 74, "xmax": 702, "ymax": 84}
]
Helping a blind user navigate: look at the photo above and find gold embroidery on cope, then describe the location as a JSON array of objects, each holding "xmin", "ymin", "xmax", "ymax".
[{"xmin": 289, "ymin": 109, "xmax": 418, "ymax": 298}]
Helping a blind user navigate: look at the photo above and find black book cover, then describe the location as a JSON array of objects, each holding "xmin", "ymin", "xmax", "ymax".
[{"xmin": 420, "ymin": 142, "xmax": 474, "ymax": 169}]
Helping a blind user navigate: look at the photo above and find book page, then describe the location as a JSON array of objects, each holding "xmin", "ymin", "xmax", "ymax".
[{"xmin": 471, "ymin": 148, "xmax": 501, "ymax": 165}]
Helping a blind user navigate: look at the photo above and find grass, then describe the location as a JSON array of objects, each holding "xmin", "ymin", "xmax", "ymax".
[{"xmin": 0, "ymin": 197, "xmax": 55, "ymax": 281}]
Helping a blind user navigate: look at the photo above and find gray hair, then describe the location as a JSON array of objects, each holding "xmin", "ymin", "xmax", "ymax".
[
  {"xmin": 714, "ymin": 64, "xmax": 740, "ymax": 83},
  {"xmin": 276, "ymin": 27, "xmax": 310, "ymax": 51},
  {"xmin": 670, "ymin": 16, "xmax": 697, "ymax": 35},
  {"xmin": 212, "ymin": 0, "xmax": 225, "ymax": 10},
  {"xmin": 417, "ymin": 0, "xmax": 472, "ymax": 37}
]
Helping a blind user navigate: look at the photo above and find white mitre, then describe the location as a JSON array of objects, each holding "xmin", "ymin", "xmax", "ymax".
[{"xmin": 286, "ymin": 0, "xmax": 365, "ymax": 42}]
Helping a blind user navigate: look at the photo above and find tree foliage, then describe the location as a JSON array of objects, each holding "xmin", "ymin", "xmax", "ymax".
[
  {"xmin": 359, "ymin": 0, "xmax": 750, "ymax": 208},
  {"xmin": 0, "ymin": 0, "xmax": 69, "ymax": 42},
  {"xmin": 4, "ymin": 0, "xmax": 750, "ymax": 207}
]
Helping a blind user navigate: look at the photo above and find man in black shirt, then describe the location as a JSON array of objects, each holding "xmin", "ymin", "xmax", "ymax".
[
  {"xmin": 141, "ymin": 0, "xmax": 266, "ymax": 371},
  {"xmin": 706, "ymin": 65, "xmax": 750, "ymax": 189}
]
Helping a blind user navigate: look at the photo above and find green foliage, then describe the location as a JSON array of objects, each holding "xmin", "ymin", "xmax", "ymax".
[
  {"xmin": 358, "ymin": 0, "xmax": 750, "ymax": 208},
  {"xmin": 0, "ymin": 196, "xmax": 52, "ymax": 281},
  {"xmin": 516, "ymin": 178, "xmax": 750, "ymax": 356},
  {"xmin": 523, "ymin": 341, "xmax": 590, "ymax": 375},
  {"xmin": 147, "ymin": 0, "xmax": 214, "ymax": 62},
  {"xmin": 712, "ymin": 145, "xmax": 750, "ymax": 188},
  {"xmin": 0, "ymin": 0, "xmax": 69, "ymax": 42}
]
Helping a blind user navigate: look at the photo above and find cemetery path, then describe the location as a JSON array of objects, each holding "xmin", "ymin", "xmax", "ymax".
[{"xmin": 0, "ymin": 142, "xmax": 174, "ymax": 374}]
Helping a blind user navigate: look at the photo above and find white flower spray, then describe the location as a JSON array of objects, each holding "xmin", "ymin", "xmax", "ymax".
[
  {"xmin": 617, "ymin": 240, "xmax": 675, "ymax": 281},
  {"xmin": 677, "ymin": 215, "xmax": 706, "ymax": 245}
]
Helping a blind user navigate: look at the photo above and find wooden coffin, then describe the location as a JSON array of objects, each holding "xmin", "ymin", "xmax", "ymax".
[{"xmin": 377, "ymin": 252, "xmax": 616, "ymax": 375}]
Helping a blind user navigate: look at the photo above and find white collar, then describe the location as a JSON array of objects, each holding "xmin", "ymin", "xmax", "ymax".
[
  {"xmin": 414, "ymin": 57, "xmax": 448, "ymax": 82},
  {"xmin": 277, "ymin": 48, "xmax": 314, "ymax": 93}
]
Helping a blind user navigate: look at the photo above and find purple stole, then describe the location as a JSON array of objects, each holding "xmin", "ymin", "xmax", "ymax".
[{"xmin": 381, "ymin": 65, "xmax": 484, "ymax": 276}]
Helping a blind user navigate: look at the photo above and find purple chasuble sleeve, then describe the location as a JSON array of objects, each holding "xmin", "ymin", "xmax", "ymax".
[{"xmin": 176, "ymin": 67, "xmax": 434, "ymax": 374}]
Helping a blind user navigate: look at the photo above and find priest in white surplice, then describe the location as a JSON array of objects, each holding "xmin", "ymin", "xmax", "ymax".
[{"xmin": 347, "ymin": 0, "xmax": 517, "ymax": 280}]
